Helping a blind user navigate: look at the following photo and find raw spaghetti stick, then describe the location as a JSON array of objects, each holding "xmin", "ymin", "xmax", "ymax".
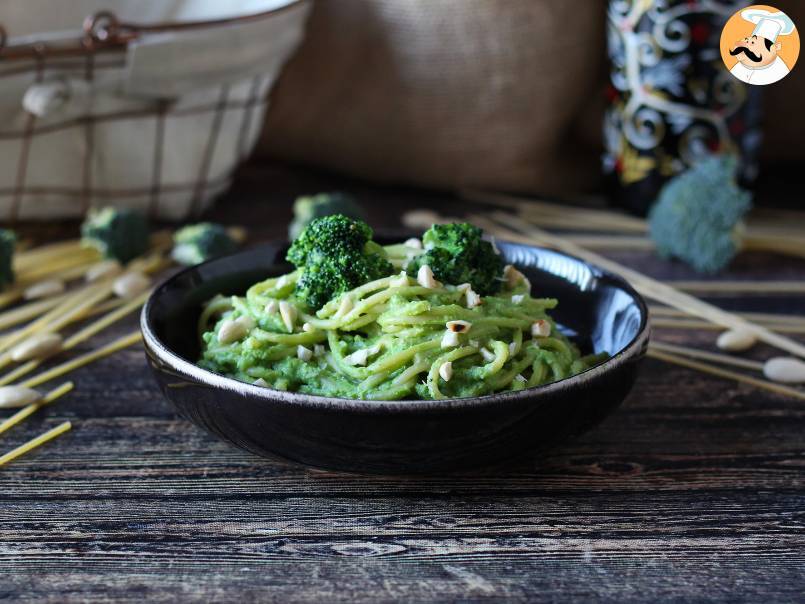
[
  {"xmin": 0, "ymin": 382, "xmax": 74, "ymax": 437},
  {"xmin": 0, "ymin": 282, "xmax": 112, "ymax": 362},
  {"xmin": 0, "ymin": 245, "xmax": 167, "ymax": 364},
  {"xmin": 0, "ymin": 291, "xmax": 149, "ymax": 386},
  {"xmin": 666, "ymin": 280, "xmax": 805, "ymax": 295},
  {"xmin": 17, "ymin": 250, "xmax": 100, "ymax": 283},
  {"xmin": 0, "ymin": 421, "xmax": 72, "ymax": 467},
  {"xmin": 650, "ymin": 341, "xmax": 764, "ymax": 372},
  {"xmin": 0, "ymin": 258, "xmax": 103, "ymax": 311},
  {"xmin": 650, "ymin": 319, "xmax": 805, "ymax": 334},
  {"xmin": 475, "ymin": 213, "xmax": 805, "ymax": 359},
  {"xmin": 0, "ymin": 293, "xmax": 72, "ymax": 331},
  {"xmin": 648, "ymin": 348, "xmax": 805, "ymax": 401},
  {"xmin": 649, "ymin": 306, "xmax": 805, "ymax": 326},
  {"xmin": 13, "ymin": 239, "xmax": 85, "ymax": 266},
  {"xmin": 19, "ymin": 331, "xmax": 142, "ymax": 389}
]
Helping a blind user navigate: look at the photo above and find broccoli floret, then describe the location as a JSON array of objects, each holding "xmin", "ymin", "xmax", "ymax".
[
  {"xmin": 288, "ymin": 192, "xmax": 366, "ymax": 240},
  {"xmin": 648, "ymin": 155, "xmax": 753, "ymax": 273},
  {"xmin": 0, "ymin": 229, "xmax": 15, "ymax": 289},
  {"xmin": 81, "ymin": 207, "xmax": 149, "ymax": 263},
  {"xmin": 287, "ymin": 214, "xmax": 394, "ymax": 309},
  {"xmin": 406, "ymin": 223, "xmax": 504, "ymax": 295},
  {"xmin": 172, "ymin": 223, "xmax": 238, "ymax": 266}
]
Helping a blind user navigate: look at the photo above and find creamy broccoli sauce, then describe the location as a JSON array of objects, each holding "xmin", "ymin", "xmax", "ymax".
[{"xmin": 198, "ymin": 260, "xmax": 606, "ymax": 400}]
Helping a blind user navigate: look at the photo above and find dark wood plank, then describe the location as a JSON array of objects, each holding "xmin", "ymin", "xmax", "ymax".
[{"xmin": 0, "ymin": 161, "xmax": 803, "ymax": 602}]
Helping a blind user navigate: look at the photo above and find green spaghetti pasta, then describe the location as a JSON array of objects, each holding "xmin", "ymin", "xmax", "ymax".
[{"xmin": 198, "ymin": 240, "xmax": 608, "ymax": 400}]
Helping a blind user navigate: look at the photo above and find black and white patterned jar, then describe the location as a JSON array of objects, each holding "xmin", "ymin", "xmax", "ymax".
[{"xmin": 604, "ymin": 0, "xmax": 761, "ymax": 215}]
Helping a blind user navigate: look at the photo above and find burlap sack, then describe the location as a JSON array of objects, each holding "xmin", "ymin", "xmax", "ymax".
[
  {"xmin": 258, "ymin": 0, "xmax": 800, "ymax": 196},
  {"xmin": 259, "ymin": 0, "xmax": 608, "ymax": 196}
]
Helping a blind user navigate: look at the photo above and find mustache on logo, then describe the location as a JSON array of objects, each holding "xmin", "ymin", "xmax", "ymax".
[{"xmin": 730, "ymin": 46, "xmax": 763, "ymax": 62}]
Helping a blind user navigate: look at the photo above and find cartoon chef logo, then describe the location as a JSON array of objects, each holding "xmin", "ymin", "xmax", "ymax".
[{"xmin": 721, "ymin": 6, "xmax": 799, "ymax": 85}]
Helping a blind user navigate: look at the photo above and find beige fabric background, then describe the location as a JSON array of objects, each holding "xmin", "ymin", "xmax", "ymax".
[{"xmin": 258, "ymin": 0, "xmax": 801, "ymax": 196}]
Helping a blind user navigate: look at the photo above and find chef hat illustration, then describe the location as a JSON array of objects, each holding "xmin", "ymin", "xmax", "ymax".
[{"xmin": 741, "ymin": 9, "xmax": 795, "ymax": 43}]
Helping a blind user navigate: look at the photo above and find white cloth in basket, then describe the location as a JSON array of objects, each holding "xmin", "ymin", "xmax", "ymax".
[{"xmin": 0, "ymin": 0, "xmax": 311, "ymax": 221}]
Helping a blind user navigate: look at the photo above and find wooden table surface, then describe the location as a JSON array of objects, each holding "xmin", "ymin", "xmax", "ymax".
[{"xmin": 2, "ymin": 164, "xmax": 804, "ymax": 603}]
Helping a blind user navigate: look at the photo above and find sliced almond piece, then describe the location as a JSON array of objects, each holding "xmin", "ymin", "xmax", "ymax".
[
  {"xmin": 253, "ymin": 378, "xmax": 268, "ymax": 387},
  {"xmin": 441, "ymin": 331, "xmax": 460, "ymax": 349},
  {"xmin": 417, "ymin": 265, "xmax": 440, "ymax": 289},
  {"xmin": 218, "ymin": 318, "xmax": 248, "ymax": 344},
  {"xmin": 404, "ymin": 238, "xmax": 423, "ymax": 249},
  {"xmin": 344, "ymin": 348, "xmax": 370, "ymax": 366},
  {"xmin": 531, "ymin": 319, "xmax": 551, "ymax": 337},
  {"xmin": 438, "ymin": 361, "xmax": 453, "ymax": 382},
  {"xmin": 446, "ymin": 320, "xmax": 471, "ymax": 333},
  {"xmin": 465, "ymin": 288, "xmax": 482, "ymax": 308},
  {"xmin": 279, "ymin": 301, "xmax": 297, "ymax": 333},
  {"xmin": 264, "ymin": 300, "xmax": 278, "ymax": 315},
  {"xmin": 297, "ymin": 345, "xmax": 313, "ymax": 361}
]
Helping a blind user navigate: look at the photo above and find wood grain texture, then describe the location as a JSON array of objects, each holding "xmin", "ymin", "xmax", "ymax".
[{"xmin": 1, "ymin": 163, "xmax": 804, "ymax": 602}]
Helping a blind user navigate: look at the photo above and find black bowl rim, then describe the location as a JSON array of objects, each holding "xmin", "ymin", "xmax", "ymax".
[{"xmin": 141, "ymin": 240, "xmax": 650, "ymax": 415}]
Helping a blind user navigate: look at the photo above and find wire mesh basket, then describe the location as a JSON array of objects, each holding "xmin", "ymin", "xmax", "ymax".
[{"xmin": 0, "ymin": 0, "xmax": 310, "ymax": 222}]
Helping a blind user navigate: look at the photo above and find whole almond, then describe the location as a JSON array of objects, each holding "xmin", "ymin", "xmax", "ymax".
[
  {"xmin": 24, "ymin": 279, "xmax": 65, "ymax": 300},
  {"xmin": 85, "ymin": 260, "xmax": 123, "ymax": 283},
  {"xmin": 763, "ymin": 357, "xmax": 805, "ymax": 384},
  {"xmin": 10, "ymin": 332, "xmax": 63, "ymax": 362},
  {"xmin": 113, "ymin": 271, "xmax": 151, "ymax": 299},
  {"xmin": 0, "ymin": 385, "xmax": 42, "ymax": 408},
  {"xmin": 716, "ymin": 329, "xmax": 757, "ymax": 352}
]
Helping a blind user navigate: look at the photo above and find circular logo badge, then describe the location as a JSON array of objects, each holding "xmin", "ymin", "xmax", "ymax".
[{"xmin": 720, "ymin": 4, "xmax": 799, "ymax": 85}]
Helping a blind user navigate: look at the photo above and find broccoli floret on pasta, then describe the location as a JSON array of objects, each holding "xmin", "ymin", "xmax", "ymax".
[
  {"xmin": 0, "ymin": 229, "xmax": 16, "ymax": 289},
  {"xmin": 172, "ymin": 223, "xmax": 239, "ymax": 266},
  {"xmin": 81, "ymin": 207, "xmax": 149, "ymax": 263},
  {"xmin": 406, "ymin": 223, "xmax": 504, "ymax": 295},
  {"xmin": 288, "ymin": 192, "xmax": 366, "ymax": 240},
  {"xmin": 286, "ymin": 214, "xmax": 394, "ymax": 309},
  {"xmin": 648, "ymin": 155, "xmax": 753, "ymax": 274}
]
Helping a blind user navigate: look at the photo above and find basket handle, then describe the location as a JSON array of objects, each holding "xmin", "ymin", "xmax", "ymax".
[{"xmin": 2, "ymin": 1, "xmax": 310, "ymax": 98}]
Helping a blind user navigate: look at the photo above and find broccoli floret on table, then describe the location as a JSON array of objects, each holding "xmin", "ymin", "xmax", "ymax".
[
  {"xmin": 288, "ymin": 192, "xmax": 366, "ymax": 240},
  {"xmin": 81, "ymin": 207, "xmax": 149, "ymax": 263},
  {"xmin": 0, "ymin": 229, "xmax": 16, "ymax": 289},
  {"xmin": 648, "ymin": 155, "xmax": 753, "ymax": 274},
  {"xmin": 172, "ymin": 223, "xmax": 238, "ymax": 266},
  {"xmin": 405, "ymin": 223, "xmax": 504, "ymax": 295},
  {"xmin": 287, "ymin": 214, "xmax": 394, "ymax": 309}
]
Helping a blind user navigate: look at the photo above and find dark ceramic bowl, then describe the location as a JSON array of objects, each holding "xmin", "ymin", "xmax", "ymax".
[{"xmin": 142, "ymin": 240, "xmax": 649, "ymax": 474}]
